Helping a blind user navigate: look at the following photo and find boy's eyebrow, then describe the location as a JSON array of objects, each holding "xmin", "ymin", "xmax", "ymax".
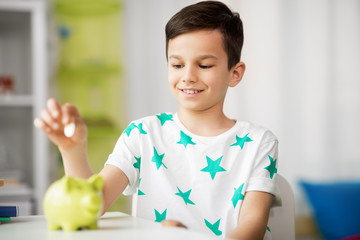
[
  {"xmin": 199, "ymin": 54, "xmax": 218, "ymax": 60},
  {"xmin": 168, "ymin": 55, "xmax": 182, "ymax": 60},
  {"xmin": 168, "ymin": 54, "xmax": 218, "ymax": 60}
]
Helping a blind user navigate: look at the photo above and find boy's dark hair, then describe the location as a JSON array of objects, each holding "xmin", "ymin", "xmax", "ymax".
[{"xmin": 165, "ymin": 1, "xmax": 244, "ymax": 70}]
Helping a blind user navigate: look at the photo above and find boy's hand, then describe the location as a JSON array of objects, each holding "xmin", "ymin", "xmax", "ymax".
[{"xmin": 34, "ymin": 98, "xmax": 87, "ymax": 151}]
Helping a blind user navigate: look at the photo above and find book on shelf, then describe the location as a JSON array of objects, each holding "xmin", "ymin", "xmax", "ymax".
[{"xmin": 0, "ymin": 206, "xmax": 19, "ymax": 217}]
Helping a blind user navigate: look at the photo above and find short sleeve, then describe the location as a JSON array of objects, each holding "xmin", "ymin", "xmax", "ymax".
[
  {"xmin": 104, "ymin": 122, "xmax": 141, "ymax": 195},
  {"xmin": 247, "ymin": 131, "xmax": 279, "ymax": 195}
]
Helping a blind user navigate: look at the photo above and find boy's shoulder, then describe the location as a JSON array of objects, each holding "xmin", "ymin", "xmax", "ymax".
[{"xmin": 235, "ymin": 120, "xmax": 278, "ymax": 143}]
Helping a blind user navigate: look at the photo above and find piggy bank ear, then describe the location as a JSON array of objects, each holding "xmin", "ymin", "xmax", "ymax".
[
  {"xmin": 88, "ymin": 175, "xmax": 104, "ymax": 191},
  {"xmin": 62, "ymin": 176, "xmax": 75, "ymax": 193}
]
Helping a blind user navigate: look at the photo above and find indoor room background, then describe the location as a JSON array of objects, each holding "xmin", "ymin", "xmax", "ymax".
[{"xmin": 1, "ymin": 0, "xmax": 359, "ymax": 239}]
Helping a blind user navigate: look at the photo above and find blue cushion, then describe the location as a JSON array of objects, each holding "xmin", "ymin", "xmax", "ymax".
[{"xmin": 300, "ymin": 181, "xmax": 360, "ymax": 240}]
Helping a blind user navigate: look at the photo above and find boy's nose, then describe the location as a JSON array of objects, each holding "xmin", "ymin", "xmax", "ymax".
[{"xmin": 182, "ymin": 67, "xmax": 197, "ymax": 83}]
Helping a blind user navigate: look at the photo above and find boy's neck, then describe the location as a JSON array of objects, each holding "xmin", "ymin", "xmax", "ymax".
[{"xmin": 177, "ymin": 109, "xmax": 236, "ymax": 137}]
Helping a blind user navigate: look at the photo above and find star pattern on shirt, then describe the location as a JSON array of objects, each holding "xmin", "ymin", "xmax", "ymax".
[
  {"xmin": 156, "ymin": 113, "xmax": 173, "ymax": 126},
  {"xmin": 264, "ymin": 155, "xmax": 277, "ymax": 179},
  {"xmin": 137, "ymin": 122, "xmax": 147, "ymax": 134},
  {"xmin": 123, "ymin": 114, "xmax": 278, "ymax": 236},
  {"xmin": 201, "ymin": 156, "xmax": 226, "ymax": 180},
  {"xmin": 204, "ymin": 218, "xmax": 222, "ymax": 236},
  {"xmin": 124, "ymin": 123, "xmax": 137, "ymax": 136},
  {"xmin": 133, "ymin": 156, "xmax": 141, "ymax": 172},
  {"xmin": 152, "ymin": 147, "xmax": 167, "ymax": 170},
  {"xmin": 177, "ymin": 130, "xmax": 196, "ymax": 148},
  {"xmin": 175, "ymin": 187, "xmax": 195, "ymax": 205},
  {"xmin": 124, "ymin": 122, "xmax": 147, "ymax": 136},
  {"xmin": 232, "ymin": 183, "xmax": 245, "ymax": 208},
  {"xmin": 138, "ymin": 178, "xmax": 145, "ymax": 196},
  {"xmin": 154, "ymin": 209, "xmax": 167, "ymax": 222},
  {"xmin": 230, "ymin": 133, "xmax": 253, "ymax": 149}
]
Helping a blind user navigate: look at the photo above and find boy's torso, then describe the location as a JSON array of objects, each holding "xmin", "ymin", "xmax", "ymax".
[{"xmin": 108, "ymin": 113, "xmax": 278, "ymax": 239}]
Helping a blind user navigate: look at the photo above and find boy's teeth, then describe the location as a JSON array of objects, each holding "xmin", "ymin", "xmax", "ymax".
[{"xmin": 184, "ymin": 89, "xmax": 199, "ymax": 94}]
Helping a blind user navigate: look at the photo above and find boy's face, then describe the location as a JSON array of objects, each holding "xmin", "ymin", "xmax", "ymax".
[{"xmin": 167, "ymin": 29, "xmax": 244, "ymax": 114}]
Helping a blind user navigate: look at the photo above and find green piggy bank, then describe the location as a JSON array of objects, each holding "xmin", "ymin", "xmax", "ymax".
[{"xmin": 43, "ymin": 175, "xmax": 103, "ymax": 231}]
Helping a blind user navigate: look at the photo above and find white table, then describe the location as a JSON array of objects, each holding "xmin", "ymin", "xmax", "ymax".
[{"xmin": 0, "ymin": 212, "xmax": 214, "ymax": 239}]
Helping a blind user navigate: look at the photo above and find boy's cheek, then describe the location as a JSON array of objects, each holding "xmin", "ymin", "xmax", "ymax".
[{"xmin": 167, "ymin": 74, "xmax": 179, "ymax": 85}]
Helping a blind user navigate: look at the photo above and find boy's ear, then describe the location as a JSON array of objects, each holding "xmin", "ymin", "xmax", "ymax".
[{"xmin": 229, "ymin": 62, "xmax": 246, "ymax": 87}]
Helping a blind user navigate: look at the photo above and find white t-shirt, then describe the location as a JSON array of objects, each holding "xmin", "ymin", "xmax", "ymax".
[{"xmin": 105, "ymin": 113, "xmax": 278, "ymax": 239}]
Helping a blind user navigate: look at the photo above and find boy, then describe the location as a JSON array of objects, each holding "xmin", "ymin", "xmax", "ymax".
[{"xmin": 34, "ymin": 1, "xmax": 278, "ymax": 239}]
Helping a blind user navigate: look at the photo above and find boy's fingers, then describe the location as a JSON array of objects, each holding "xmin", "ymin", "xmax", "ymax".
[
  {"xmin": 34, "ymin": 118, "xmax": 51, "ymax": 133},
  {"xmin": 34, "ymin": 118, "xmax": 42, "ymax": 128},
  {"xmin": 61, "ymin": 103, "xmax": 79, "ymax": 125},
  {"xmin": 46, "ymin": 98, "xmax": 61, "ymax": 119},
  {"xmin": 40, "ymin": 109, "xmax": 59, "ymax": 130}
]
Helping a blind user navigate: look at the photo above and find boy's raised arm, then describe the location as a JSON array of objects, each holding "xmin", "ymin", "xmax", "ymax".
[{"xmin": 34, "ymin": 98, "xmax": 93, "ymax": 178}]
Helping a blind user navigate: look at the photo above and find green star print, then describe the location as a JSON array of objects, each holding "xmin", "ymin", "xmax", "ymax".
[
  {"xmin": 124, "ymin": 123, "xmax": 137, "ymax": 136},
  {"xmin": 156, "ymin": 113, "xmax": 173, "ymax": 126},
  {"xmin": 154, "ymin": 209, "xmax": 167, "ymax": 222},
  {"xmin": 133, "ymin": 156, "xmax": 141, "ymax": 171},
  {"xmin": 138, "ymin": 178, "xmax": 145, "ymax": 196},
  {"xmin": 264, "ymin": 155, "xmax": 277, "ymax": 179},
  {"xmin": 124, "ymin": 122, "xmax": 147, "ymax": 136},
  {"xmin": 230, "ymin": 133, "xmax": 253, "ymax": 149},
  {"xmin": 152, "ymin": 147, "xmax": 167, "ymax": 170},
  {"xmin": 137, "ymin": 122, "xmax": 147, "ymax": 134},
  {"xmin": 232, "ymin": 183, "xmax": 245, "ymax": 208},
  {"xmin": 175, "ymin": 187, "xmax": 195, "ymax": 205},
  {"xmin": 177, "ymin": 130, "xmax": 196, "ymax": 148},
  {"xmin": 201, "ymin": 156, "xmax": 226, "ymax": 180},
  {"xmin": 204, "ymin": 219, "xmax": 222, "ymax": 236}
]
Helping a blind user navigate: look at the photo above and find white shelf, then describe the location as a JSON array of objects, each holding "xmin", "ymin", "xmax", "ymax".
[
  {"xmin": 0, "ymin": 0, "xmax": 49, "ymax": 215},
  {"xmin": 0, "ymin": 184, "xmax": 32, "ymax": 202},
  {"xmin": 0, "ymin": 95, "xmax": 33, "ymax": 107}
]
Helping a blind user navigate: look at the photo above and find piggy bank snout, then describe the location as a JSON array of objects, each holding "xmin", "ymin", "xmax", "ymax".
[{"xmin": 82, "ymin": 194, "xmax": 102, "ymax": 214}]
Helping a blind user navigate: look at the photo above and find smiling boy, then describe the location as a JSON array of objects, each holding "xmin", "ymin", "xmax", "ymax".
[{"xmin": 35, "ymin": 1, "xmax": 278, "ymax": 239}]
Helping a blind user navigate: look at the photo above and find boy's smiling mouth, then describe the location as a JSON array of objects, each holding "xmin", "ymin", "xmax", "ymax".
[{"xmin": 180, "ymin": 88, "xmax": 204, "ymax": 94}]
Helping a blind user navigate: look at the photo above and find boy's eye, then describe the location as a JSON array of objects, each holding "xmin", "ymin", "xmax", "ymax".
[
  {"xmin": 172, "ymin": 64, "xmax": 183, "ymax": 69},
  {"xmin": 199, "ymin": 65, "xmax": 213, "ymax": 69}
]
